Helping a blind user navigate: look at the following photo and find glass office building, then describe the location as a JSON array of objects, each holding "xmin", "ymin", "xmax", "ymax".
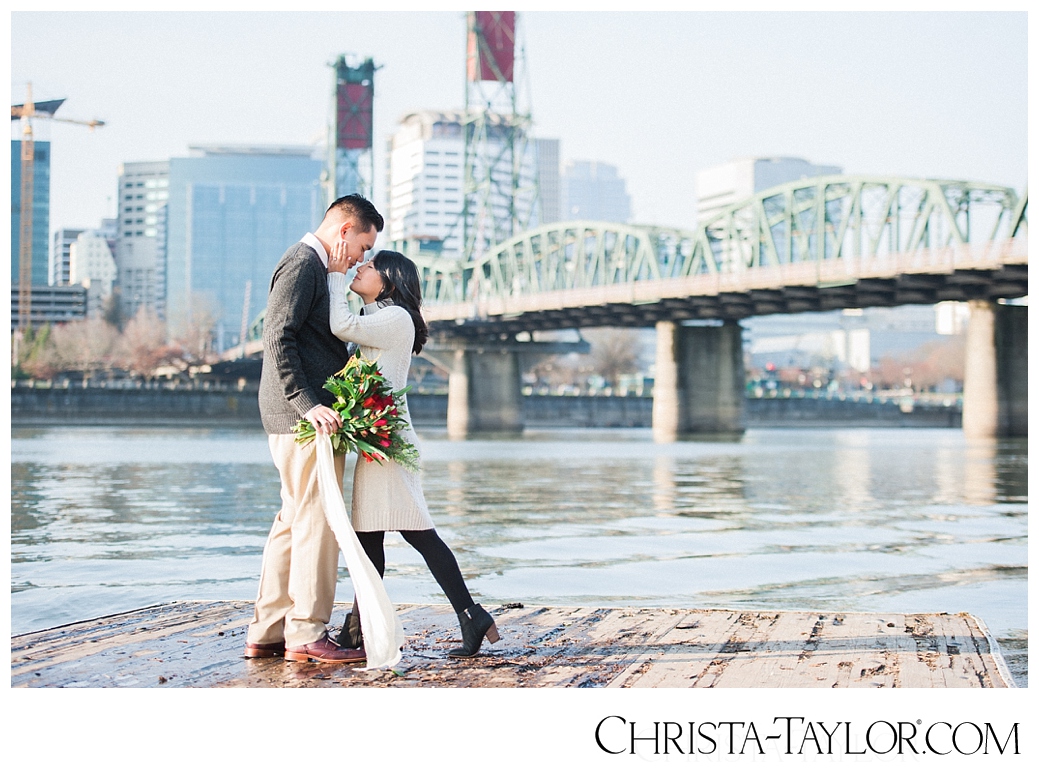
[
  {"xmin": 11, "ymin": 140, "xmax": 51, "ymax": 287},
  {"xmin": 165, "ymin": 145, "xmax": 325, "ymax": 352}
]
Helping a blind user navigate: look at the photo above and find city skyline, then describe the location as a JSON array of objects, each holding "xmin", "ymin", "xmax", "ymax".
[{"xmin": 11, "ymin": 10, "xmax": 1027, "ymax": 249}]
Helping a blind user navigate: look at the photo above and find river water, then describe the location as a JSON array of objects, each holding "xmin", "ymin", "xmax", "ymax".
[{"xmin": 9, "ymin": 425, "xmax": 1028, "ymax": 686}]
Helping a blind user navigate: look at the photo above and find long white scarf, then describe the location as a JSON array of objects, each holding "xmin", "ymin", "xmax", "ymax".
[{"xmin": 315, "ymin": 434, "xmax": 405, "ymax": 669}]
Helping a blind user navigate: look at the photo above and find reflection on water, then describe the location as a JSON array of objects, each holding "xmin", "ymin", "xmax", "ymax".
[{"xmin": 10, "ymin": 426, "xmax": 1027, "ymax": 685}]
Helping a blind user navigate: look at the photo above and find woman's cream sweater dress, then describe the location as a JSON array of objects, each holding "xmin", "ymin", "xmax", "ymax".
[{"xmin": 327, "ymin": 272, "xmax": 435, "ymax": 532}]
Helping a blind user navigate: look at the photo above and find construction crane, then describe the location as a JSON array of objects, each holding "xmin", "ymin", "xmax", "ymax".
[{"xmin": 11, "ymin": 82, "xmax": 105, "ymax": 334}]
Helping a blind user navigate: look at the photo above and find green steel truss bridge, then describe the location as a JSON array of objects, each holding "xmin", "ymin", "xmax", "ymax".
[
  {"xmin": 411, "ymin": 175, "xmax": 1027, "ymax": 339},
  {"xmin": 241, "ymin": 175, "xmax": 1026, "ymax": 353}
]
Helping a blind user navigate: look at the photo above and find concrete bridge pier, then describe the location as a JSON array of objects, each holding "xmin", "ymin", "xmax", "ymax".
[
  {"xmin": 962, "ymin": 301, "xmax": 1027, "ymax": 438},
  {"xmin": 431, "ymin": 339, "xmax": 590, "ymax": 438},
  {"xmin": 652, "ymin": 320, "xmax": 746, "ymax": 442},
  {"xmin": 445, "ymin": 346, "xmax": 523, "ymax": 439}
]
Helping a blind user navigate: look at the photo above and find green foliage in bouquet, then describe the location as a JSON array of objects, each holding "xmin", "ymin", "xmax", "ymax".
[{"xmin": 293, "ymin": 354, "xmax": 419, "ymax": 472}]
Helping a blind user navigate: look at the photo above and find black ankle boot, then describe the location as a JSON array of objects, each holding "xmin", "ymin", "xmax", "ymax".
[
  {"xmin": 336, "ymin": 612, "xmax": 362, "ymax": 649},
  {"xmin": 448, "ymin": 604, "xmax": 500, "ymax": 658}
]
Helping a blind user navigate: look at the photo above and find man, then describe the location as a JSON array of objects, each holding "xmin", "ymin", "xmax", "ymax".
[{"xmin": 245, "ymin": 193, "xmax": 383, "ymax": 663}]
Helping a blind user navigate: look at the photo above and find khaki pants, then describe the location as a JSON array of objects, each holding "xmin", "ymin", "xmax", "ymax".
[{"xmin": 247, "ymin": 434, "xmax": 346, "ymax": 648}]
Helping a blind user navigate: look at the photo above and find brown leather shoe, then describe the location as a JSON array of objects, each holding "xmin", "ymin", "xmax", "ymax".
[
  {"xmin": 284, "ymin": 636, "xmax": 366, "ymax": 664},
  {"xmin": 244, "ymin": 640, "xmax": 286, "ymax": 658}
]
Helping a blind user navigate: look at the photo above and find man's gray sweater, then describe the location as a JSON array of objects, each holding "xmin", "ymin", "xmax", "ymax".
[{"xmin": 258, "ymin": 242, "xmax": 350, "ymax": 434}]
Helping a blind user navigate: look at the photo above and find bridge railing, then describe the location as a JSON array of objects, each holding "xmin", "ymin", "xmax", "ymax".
[{"xmin": 415, "ymin": 176, "xmax": 1026, "ymax": 309}]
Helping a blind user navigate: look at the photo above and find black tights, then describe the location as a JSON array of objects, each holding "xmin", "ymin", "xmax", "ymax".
[{"xmin": 355, "ymin": 529, "xmax": 475, "ymax": 614}]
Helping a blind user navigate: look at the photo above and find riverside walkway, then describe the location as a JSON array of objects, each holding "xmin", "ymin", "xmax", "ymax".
[{"xmin": 11, "ymin": 600, "xmax": 1014, "ymax": 688}]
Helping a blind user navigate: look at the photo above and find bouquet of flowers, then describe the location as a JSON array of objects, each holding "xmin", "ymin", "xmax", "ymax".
[{"xmin": 292, "ymin": 354, "xmax": 419, "ymax": 472}]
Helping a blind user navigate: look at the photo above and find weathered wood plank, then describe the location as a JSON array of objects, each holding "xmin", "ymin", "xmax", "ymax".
[
  {"xmin": 885, "ymin": 613, "xmax": 934, "ymax": 689},
  {"xmin": 934, "ymin": 611, "xmax": 1002, "ymax": 688},
  {"xmin": 697, "ymin": 611, "xmax": 791, "ymax": 689},
  {"xmin": 10, "ymin": 601, "xmax": 1014, "ymax": 689},
  {"xmin": 611, "ymin": 609, "xmax": 745, "ymax": 688},
  {"xmin": 532, "ymin": 607, "xmax": 684, "ymax": 688},
  {"xmin": 835, "ymin": 613, "xmax": 898, "ymax": 689},
  {"xmin": 744, "ymin": 610, "xmax": 830, "ymax": 689}
]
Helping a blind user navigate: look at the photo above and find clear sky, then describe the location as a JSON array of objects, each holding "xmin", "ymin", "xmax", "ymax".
[{"xmin": 10, "ymin": 10, "xmax": 1028, "ymax": 238}]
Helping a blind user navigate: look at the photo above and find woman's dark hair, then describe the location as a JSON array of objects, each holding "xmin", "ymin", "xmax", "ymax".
[{"xmin": 371, "ymin": 250, "xmax": 428, "ymax": 354}]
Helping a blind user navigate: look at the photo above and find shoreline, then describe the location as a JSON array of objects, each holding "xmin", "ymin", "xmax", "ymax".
[{"xmin": 10, "ymin": 387, "xmax": 964, "ymax": 430}]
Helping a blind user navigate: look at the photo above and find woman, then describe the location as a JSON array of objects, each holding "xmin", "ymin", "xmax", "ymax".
[{"xmin": 326, "ymin": 245, "xmax": 499, "ymax": 659}]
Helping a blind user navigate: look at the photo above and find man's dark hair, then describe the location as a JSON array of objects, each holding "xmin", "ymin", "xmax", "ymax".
[{"xmin": 325, "ymin": 193, "xmax": 384, "ymax": 233}]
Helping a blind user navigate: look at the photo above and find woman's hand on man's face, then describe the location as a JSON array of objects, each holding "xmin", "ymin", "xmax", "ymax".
[{"xmin": 328, "ymin": 239, "xmax": 360, "ymax": 274}]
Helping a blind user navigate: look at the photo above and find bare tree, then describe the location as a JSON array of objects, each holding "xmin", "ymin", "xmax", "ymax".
[
  {"xmin": 117, "ymin": 308, "xmax": 182, "ymax": 376},
  {"xmin": 909, "ymin": 334, "xmax": 966, "ymax": 390},
  {"xmin": 583, "ymin": 328, "xmax": 643, "ymax": 387},
  {"xmin": 49, "ymin": 318, "xmax": 121, "ymax": 377},
  {"xmin": 870, "ymin": 355, "xmax": 909, "ymax": 390},
  {"xmin": 173, "ymin": 293, "xmax": 221, "ymax": 365},
  {"xmin": 867, "ymin": 334, "xmax": 966, "ymax": 392}
]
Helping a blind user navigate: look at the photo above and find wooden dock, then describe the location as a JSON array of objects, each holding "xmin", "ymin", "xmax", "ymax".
[{"xmin": 11, "ymin": 601, "xmax": 1015, "ymax": 688}]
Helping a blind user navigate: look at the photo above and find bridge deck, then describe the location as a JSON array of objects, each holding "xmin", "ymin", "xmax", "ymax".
[
  {"xmin": 427, "ymin": 249, "xmax": 1027, "ymax": 336},
  {"xmin": 11, "ymin": 601, "xmax": 1014, "ymax": 688}
]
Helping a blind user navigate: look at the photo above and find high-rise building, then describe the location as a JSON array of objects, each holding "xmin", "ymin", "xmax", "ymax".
[
  {"xmin": 116, "ymin": 160, "xmax": 170, "ymax": 322},
  {"xmin": 69, "ymin": 231, "xmax": 118, "ymax": 317},
  {"xmin": 53, "ymin": 220, "xmax": 119, "ymax": 288},
  {"xmin": 386, "ymin": 110, "xmax": 539, "ymax": 257},
  {"xmin": 561, "ymin": 160, "xmax": 631, "ymax": 223},
  {"xmin": 11, "ymin": 140, "xmax": 51, "ymax": 287},
  {"xmin": 695, "ymin": 156, "xmax": 842, "ymax": 225},
  {"xmin": 536, "ymin": 138, "xmax": 561, "ymax": 224},
  {"xmin": 165, "ymin": 145, "xmax": 324, "ymax": 351},
  {"xmin": 52, "ymin": 227, "xmax": 84, "ymax": 286},
  {"xmin": 386, "ymin": 111, "xmax": 463, "ymax": 252}
]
